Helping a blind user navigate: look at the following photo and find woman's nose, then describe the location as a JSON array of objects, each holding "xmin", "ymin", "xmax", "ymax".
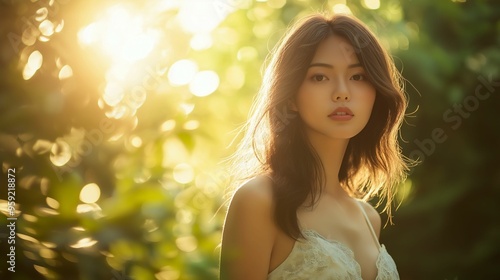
[{"xmin": 332, "ymin": 81, "xmax": 351, "ymax": 102}]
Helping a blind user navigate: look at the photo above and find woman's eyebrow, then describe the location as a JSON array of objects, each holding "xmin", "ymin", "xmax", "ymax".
[{"xmin": 308, "ymin": 62, "xmax": 362, "ymax": 69}]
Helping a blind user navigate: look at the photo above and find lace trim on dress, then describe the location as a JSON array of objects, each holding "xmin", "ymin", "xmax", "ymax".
[
  {"xmin": 267, "ymin": 200, "xmax": 401, "ymax": 280},
  {"xmin": 268, "ymin": 228, "xmax": 399, "ymax": 280}
]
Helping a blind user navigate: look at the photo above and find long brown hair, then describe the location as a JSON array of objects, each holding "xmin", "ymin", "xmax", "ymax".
[{"xmin": 227, "ymin": 13, "xmax": 412, "ymax": 239}]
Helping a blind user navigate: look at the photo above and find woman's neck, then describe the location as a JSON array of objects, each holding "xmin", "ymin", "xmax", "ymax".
[{"xmin": 306, "ymin": 130, "xmax": 350, "ymax": 198}]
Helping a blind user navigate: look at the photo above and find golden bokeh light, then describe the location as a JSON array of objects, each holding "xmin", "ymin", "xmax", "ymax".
[
  {"xmin": 77, "ymin": 22, "xmax": 98, "ymax": 45},
  {"xmin": 183, "ymin": 120, "xmax": 199, "ymax": 130},
  {"xmin": 189, "ymin": 70, "xmax": 219, "ymax": 97},
  {"xmin": 130, "ymin": 136, "xmax": 143, "ymax": 148},
  {"xmin": 173, "ymin": 163, "xmax": 194, "ymax": 184},
  {"xmin": 34, "ymin": 265, "xmax": 51, "ymax": 276},
  {"xmin": 71, "ymin": 0, "xmax": 234, "ymax": 127},
  {"xmin": 70, "ymin": 237, "xmax": 98, "ymax": 249},
  {"xmin": 168, "ymin": 59, "xmax": 198, "ymax": 86},
  {"xmin": 22, "ymin": 214, "xmax": 38, "ymax": 222},
  {"xmin": 107, "ymin": 64, "xmax": 131, "ymax": 82},
  {"xmin": 363, "ymin": 0, "xmax": 380, "ymax": 10},
  {"xmin": 46, "ymin": 197, "xmax": 60, "ymax": 209},
  {"xmin": 39, "ymin": 248, "xmax": 57, "ymax": 259},
  {"xmin": 103, "ymin": 82, "xmax": 125, "ymax": 107},
  {"xmin": 76, "ymin": 203, "xmax": 103, "ymax": 218},
  {"xmin": 39, "ymin": 19, "xmax": 55, "ymax": 36},
  {"xmin": 72, "ymin": 226, "xmax": 86, "ymax": 232},
  {"xmin": 35, "ymin": 206, "xmax": 59, "ymax": 217},
  {"xmin": 214, "ymin": 26, "xmax": 239, "ymax": 45},
  {"xmin": 252, "ymin": 21, "xmax": 274, "ymax": 39},
  {"xmin": 179, "ymin": 103, "xmax": 195, "ymax": 115},
  {"xmin": 363, "ymin": 0, "xmax": 381, "ymax": 10},
  {"xmin": 176, "ymin": 209, "xmax": 193, "ymax": 224},
  {"xmin": 58, "ymin": 65, "xmax": 73, "ymax": 80},
  {"xmin": 35, "ymin": 7, "xmax": 48, "ymax": 21},
  {"xmin": 190, "ymin": 33, "xmax": 213, "ymax": 50},
  {"xmin": 50, "ymin": 139, "xmax": 71, "ymax": 167},
  {"xmin": 237, "ymin": 46, "xmax": 258, "ymax": 61},
  {"xmin": 79, "ymin": 183, "xmax": 101, "ymax": 203},
  {"xmin": 78, "ymin": 5, "xmax": 158, "ymax": 63},
  {"xmin": 39, "ymin": 35, "xmax": 50, "ymax": 42},
  {"xmin": 22, "ymin": 28, "xmax": 37, "ymax": 46},
  {"xmin": 332, "ymin": 3, "xmax": 352, "ymax": 14},
  {"xmin": 55, "ymin": 20, "xmax": 64, "ymax": 33},
  {"xmin": 177, "ymin": 0, "xmax": 225, "ymax": 34},
  {"xmin": 156, "ymin": 267, "xmax": 181, "ymax": 280},
  {"xmin": 0, "ymin": 200, "xmax": 12, "ymax": 216},
  {"xmin": 160, "ymin": 119, "xmax": 176, "ymax": 132},
  {"xmin": 23, "ymin": 50, "xmax": 43, "ymax": 80},
  {"xmin": 175, "ymin": 235, "xmax": 197, "ymax": 252},
  {"xmin": 120, "ymin": 32, "xmax": 158, "ymax": 63},
  {"xmin": 17, "ymin": 233, "xmax": 40, "ymax": 244}
]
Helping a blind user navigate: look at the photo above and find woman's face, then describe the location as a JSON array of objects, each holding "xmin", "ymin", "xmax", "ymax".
[{"xmin": 292, "ymin": 35, "xmax": 376, "ymax": 141}]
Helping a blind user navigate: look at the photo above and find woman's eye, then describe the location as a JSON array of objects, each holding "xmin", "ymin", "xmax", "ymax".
[
  {"xmin": 311, "ymin": 74, "xmax": 328, "ymax": 82},
  {"xmin": 351, "ymin": 74, "xmax": 366, "ymax": 81}
]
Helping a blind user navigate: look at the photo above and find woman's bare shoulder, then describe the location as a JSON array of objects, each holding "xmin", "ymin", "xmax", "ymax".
[
  {"xmin": 235, "ymin": 174, "xmax": 274, "ymax": 199},
  {"xmin": 220, "ymin": 174, "xmax": 276, "ymax": 279},
  {"xmin": 224, "ymin": 174, "xmax": 276, "ymax": 230}
]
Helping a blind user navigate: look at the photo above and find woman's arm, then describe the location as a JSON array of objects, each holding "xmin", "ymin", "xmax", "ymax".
[{"xmin": 220, "ymin": 176, "xmax": 276, "ymax": 280}]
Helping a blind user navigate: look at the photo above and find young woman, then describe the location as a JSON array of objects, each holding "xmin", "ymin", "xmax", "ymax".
[{"xmin": 220, "ymin": 13, "xmax": 411, "ymax": 280}]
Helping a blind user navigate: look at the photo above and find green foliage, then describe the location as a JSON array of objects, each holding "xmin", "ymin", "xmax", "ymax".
[
  {"xmin": 0, "ymin": 0, "xmax": 499, "ymax": 279},
  {"xmin": 383, "ymin": 1, "xmax": 500, "ymax": 279}
]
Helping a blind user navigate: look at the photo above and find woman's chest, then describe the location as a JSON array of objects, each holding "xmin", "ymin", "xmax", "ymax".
[{"xmin": 295, "ymin": 205, "xmax": 380, "ymax": 279}]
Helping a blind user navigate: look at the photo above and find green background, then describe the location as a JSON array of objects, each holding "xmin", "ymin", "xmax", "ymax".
[{"xmin": 0, "ymin": 0, "xmax": 499, "ymax": 279}]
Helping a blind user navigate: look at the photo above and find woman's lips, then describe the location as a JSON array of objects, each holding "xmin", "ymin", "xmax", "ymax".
[{"xmin": 328, "ymin": 107, "xmax": 354, "ymax": 121}]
